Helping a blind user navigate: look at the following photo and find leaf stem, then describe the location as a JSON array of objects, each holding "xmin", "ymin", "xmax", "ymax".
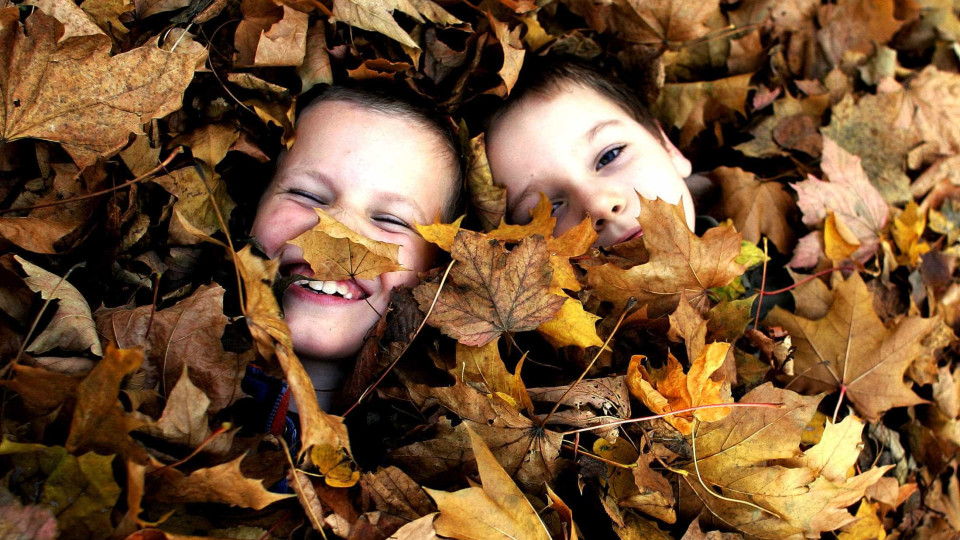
[{"xmin": 559, "ymin": 402, "xmax": 781, "ymax": 436}]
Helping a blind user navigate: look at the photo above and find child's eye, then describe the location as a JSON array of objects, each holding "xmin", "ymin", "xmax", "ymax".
[
  {"xmin": 550, "ymin": 200, "xmax": 563, "ymax": 215},
  {"xmin": 596, "ymin": 146, "xmax": 625, "ymax": 170},
  {"xmin": 289, "ymin": 189, "xmax": 328, "ymax": 206},
  {"xmin": 373, "ymin": 215, "xmax": 410, "ymax": 230}
]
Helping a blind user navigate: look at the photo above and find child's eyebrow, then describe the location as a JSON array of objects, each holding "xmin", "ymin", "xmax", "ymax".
[
  {"xmin": 583, "ymin": 119, "xmax": 622, "ymax": 143},
  {"xmin": 373, "ymin": 192, "xmax": 427, "ymax": 221}
]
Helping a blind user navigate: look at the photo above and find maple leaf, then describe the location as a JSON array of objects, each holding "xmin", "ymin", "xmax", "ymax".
[
  {"xmin": 95, "ymin": 284, "xmax": 249, "ymax": 413},
  {"xmin": 485, "ymin": 12, "xmax": 525, "ymax": 95},
  {"xmin": 734, "ymin": 93, "xmax": 830, "ymax": 159},
  {"xmin": 564, "ymin": 0, "xmax": 717, "ymax": 46},
  {"xmin": 821, "ymin": 93, "xmax": 917, "ymax": 204},
  {"xmin": 653, "ymin": 73, "xmax": 752, "ymax": 147},
  {"xmin": 414, "ymin": 231, "xmax": 564, "ymax": 347},
  {"xmin": 453, "ymin": 340, "xmax": 532, "ymax": 411},
  {"xmin": 424, "ymin": 424, "xmax": 551, "ymax": 540},
  {"xmin": 585, "ymin": 196, "xmax": 745, "ymax": 318},
  {"xmin": 0, "ymin": 8, "xmax": 201, "ymax": 167},
  {"xmin": 14, "ymin": 255, "xmax": 102, "ymax": 356},
  {"xmin": 708, "ymin": 166, "xmax": 797, "ymax": 254},
  {"xmin": 289, "ymin": 208, "xmax": 407, "ymax": 281},
  {"xmin": 152, "ymin": 166, "xmax": 237, "ymax": 245},
  {"xmin": 400, "ymin": 378, "xmax": 563, "ymax": 491},
  {"xmin": 146, "ymin": 455, "xmax": 292, "ymax": 509},
  {"xmin": 593, "ymin": 437, "xmax": 676, "ymax": 524},
  {"xmin": 234, "ymin": 0, "xmax": 308, "ymax": 67},
  {"xmin": 0, "ymin": 439, "xmax": 121, "ymax": 539},
  {"xmin": 765, "ymin": 272, "xmax": 951, "ymax": 421},
  {"xmin": 65, "ymin": 344, "xmax": 148, "ymax": 463},
  {"xmin": 890, "ymin": 66, "xmax": 960, "ymax": 166},
  {"xmin": 790, "ymin": 137, "xmax": 889, "ymax": 267},
  {"xmin": 680, "ymin": 384, "xmax": 890, "ymax": 537},
  {"xmin": 627, "ymin": 344, "xmax": 732, "ymax": 436},
  {"xmin": 361, "ymin": 466, "xmax": 436, "ymax": 522}
]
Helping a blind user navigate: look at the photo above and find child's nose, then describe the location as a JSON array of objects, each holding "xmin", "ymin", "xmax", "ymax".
[{"xmin": 584, "ymin": 189, "xmax": 627, "ymax": 231}]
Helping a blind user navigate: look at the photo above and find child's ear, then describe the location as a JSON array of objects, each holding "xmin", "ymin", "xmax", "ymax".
[{"xmin": 658, "ymin": 128, "xmax": 692, "ymax": 178}]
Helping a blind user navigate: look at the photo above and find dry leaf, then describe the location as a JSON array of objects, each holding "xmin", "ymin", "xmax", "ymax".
[
  {"xmin": 708, "ymin": 166, "xmax": 797, "ymax": 253},
  {"xmin": 147, "ymin": 455, "xmax": 292, "ymax": 509},
  {"xmin": 290, "ymin": 208, "xmax": 406, "ymax": 281},
  {"xmin": 424, "ymin": 424, "xmax": 551, "ymax": 540},
  {"xmin": 465, "ymin": 133, "xmax": 506, "ymax": 232},
  {"xmin": 414, "ymin": 231, "xmax": 564, "ymax": 347},
  {"xmin": 234, "ymin": 0, "xmax": 308, "ymax": 67},
  {"xmin": 654, "ymin": 73, "xmax": 752, "ymax": 147},
  {"xmin": 152, "ymin": 166, "xmax": 236, "ymax": 245},
  {"xmin": 66, "ymin": 344, "xmax": 148, "ymax": 463},
  {"xmin": 585, "ymin": 196, "xmax": 745, "ymax": 318},
  {"xmin": 95, "ymin": 284, "xmax": 248, "ymax": 413},
  {"xmin": 0, "ymin": 8, "xmax": 201, "ymax": 167},
  {"xmin": 791, "ymin": 137, "xmax": 890, "ymax": 267},
  {"xmin": 15, "ymin": 256, "xmax": 102, "ymax": 356},
  {"xmin": 766, "ymin": 272, "xmax": 949, "ymax": 420}
]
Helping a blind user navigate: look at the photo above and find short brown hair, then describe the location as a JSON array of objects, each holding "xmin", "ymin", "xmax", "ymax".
[{"xmin": 489, "ymin": 57, "xmax": 665, "ymax": 146}]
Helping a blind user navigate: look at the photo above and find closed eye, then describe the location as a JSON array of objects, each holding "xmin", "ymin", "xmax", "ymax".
[
  {"xmin": 596, "ymin": 145, "xmax": 625, "ymax": 170},
  {"xmin": 288, "ymin": 189, "xmax": 328, "ymax": 206},
  {"xmin": 373, "ymin": 215, "xmax": 410, "ymax": 230}
]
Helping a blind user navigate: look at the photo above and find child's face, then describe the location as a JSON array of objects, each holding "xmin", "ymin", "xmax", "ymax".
[
  {"xmin": 487, "ymin": 84, "xmax": 695, "ymax": 247},
  {"xmin": 251, "ymin": 100, "xmax": 453, "ymax": 361}
]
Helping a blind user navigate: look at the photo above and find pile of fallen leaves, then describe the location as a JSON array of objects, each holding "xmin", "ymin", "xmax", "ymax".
[{"xmin": 3, "ymin": 0, "xmax": 960, "ymax": 538}]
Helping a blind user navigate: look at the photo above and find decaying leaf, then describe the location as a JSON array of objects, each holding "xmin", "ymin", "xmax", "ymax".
[{"xmin": 147, "ymin": 455, "xmax": 291, "ymax": 509}]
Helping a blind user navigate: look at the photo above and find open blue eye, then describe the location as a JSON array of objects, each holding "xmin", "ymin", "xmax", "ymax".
[
  {"xmin": 550, "ymin": 200, "xmax": 563, "ymax": 215},
  {"xmin": 597, "ymin": 146, "xmax": 624, "ymax": 169}
]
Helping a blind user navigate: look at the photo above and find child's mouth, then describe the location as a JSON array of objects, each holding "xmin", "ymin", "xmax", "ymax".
[{"xmin": 292, "ymin": 279, "xmax": 366, "ymax": 300}]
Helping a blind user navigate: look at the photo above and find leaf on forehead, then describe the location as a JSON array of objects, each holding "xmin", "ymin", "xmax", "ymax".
[
  {"xmin": 765, "ymin": 272, "xmax": 950, "ymax": 421},
  {"xmin": 290, "ymin": 208, "xmax": 407, "ymax": 281},
  {"xmin": 413, "ymin": 231, "xmax": 564, "ymax": 347},
  {"xmin": 585, "ymin": 196, "xmax": 745, "ymax": 318}
]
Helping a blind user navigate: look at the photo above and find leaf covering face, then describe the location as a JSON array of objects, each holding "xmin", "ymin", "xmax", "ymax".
[{"xmin": 251, "ymin": 99, "xmax": 455, "ymax": 362}]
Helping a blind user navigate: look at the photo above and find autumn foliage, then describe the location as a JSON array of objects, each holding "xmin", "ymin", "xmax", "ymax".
[{"xmin": 4, "ymin": 0, "xmax": 960, "ymax": 538}]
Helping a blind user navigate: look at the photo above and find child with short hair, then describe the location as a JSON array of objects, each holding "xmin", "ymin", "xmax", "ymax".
[
  {"xmin": 250, "ymin": 84, "xmax": 462, "ymax": 410},
  {"xmin": 485, "ymin": 58, "xmax": 697, "ymax": 246}
]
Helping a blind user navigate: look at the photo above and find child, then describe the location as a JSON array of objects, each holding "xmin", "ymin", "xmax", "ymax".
[
  {"xmin": 250, "ymin": 84, "xmax": 462, "ymax": 410},
  {"xmin": 485, "ymin": 58, "xmax": 697, "ymax": 247}
]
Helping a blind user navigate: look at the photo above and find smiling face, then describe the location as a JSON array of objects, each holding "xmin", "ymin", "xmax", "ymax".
[
  {"xmin": 251, "ymin": 99, "xmax": 455, "ymax": 362},
  {"xmin": 486, "ymin": 83, "xmax": 695, "ymax": 247}
]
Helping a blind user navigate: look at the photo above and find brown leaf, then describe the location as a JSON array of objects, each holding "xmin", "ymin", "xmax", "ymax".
[
  {"xmin": 595, "ymin": 437, "xmax": 676, "ymax": 524},
  {"xmin": 708, "ymin": 166, "xmax": 797, "ymax": 254},
  {"xmin": 734, "ymin": 94, "xmax": 829, "ymax": 159},
  {"xmin": 25, "ymin": 0, "xmax": 106, "ymax": 40},
  {"xmin": 466, "ymin": 134, "xmax": 506, "ymax": 233},
  {"xmin": 15, "ymin": 256, "xmax": 102, "ymax": 356},
  {"xmin": 415, "ymin": 231, "xmax": 564, "ymax": 347},
  {"xmin": 653, "ymin": 73, "xmax": 752, "ymax": 148},
  {"xmin": 134, "ymin": 0, "xmax": 189, "ymax": 18},
  {"xmin": 892, "ymin": 66, "xmax": 960, "ymax": 166},
  {"xmin": 66, "ymin": 344, "xmax": 148, "ymax": 463},
  {"xmin": 0, "ymin": 439, "xmax": 121, "ymax": 539},
  {"xmin": 0, "ymin": 8, "xmax": 201, "ymax": 167},
  {"xmin": 288, "ymin": 469, "xmax": 326, "ymax": 532},
  {"xmin": 388, "ymin": 514, "xmax": 439, "ymax": 539},
  {"xmin": 147, "ymin": 455, "xmax": 292, "ymax": 509},
  {"xmin": 403, "ymin": 379, "xmax": 563, "ymax": 491},
  {"xmin": 95, "ymin": 284, "xmax": 248, "ymax": 413},
  {"xmin": 152, "ymin": 167, "xmax": 236, "ymax": 245},
  {"xmin": 791, "ymin": 137, "xmax": 889, "ymax": 267},
  {"xmin": 529, "ymin": 377, "xmax": 630, "ymax": 440},
  {"xmin": 234, "ymin": 0, "xmax": 308, "ymax": 67},
  {"xmin": 0, "ymin": 491, "xmax": 58, "ymax": 540},
  {"xmin": 821, "ymin": 93, "xmax": 917, "ymax": 204},
  {"xmin": 424, "ymin": 424, "xmax": 551, "ymax": 540},
  {"xmin": 817, "ymin": 0, "xmax": 916, "ymax": 69},
  {"xmin": 332, "ymin": 0, "xmax": 419, "ymax": 48},
  {"xmin": 172, "ymin": 123, "xmax": 240, "ymax": 169},
  {"xmin": 564, "ymin": 0, "xmax": 717, "ymax": 45},
  {"xmin": 136, "ymin": 366, "xmax": 231, "ymax": 454},
  {"xmin": 1, "ymin": 363, "xmax": 81, "ymax": 417},
  {"xmin": 766, "ymin": 272, "xmax": 950, "ymax": 420},
  {"xmin": 290, "ymin": 207, "xmax": 406, "ymax": 281},
  {"xmin": 234, "ymin": 246, "xmax": 356, "ymax": 486},
  {"xmin": 453, "ymin": 340, "xmax": 531, "ymax": 409},
  {"xmin": 299, "ymin": 20, "xmax": 333, "ymax": 92},
  {"xmin": 585, "ymin": 197, "xmax": 746, "ymax": 318},
  {"xmin": 485, "ymin": 12, "xmax": 525, "ymax": 95},
  {"xmin": 362, "ymin": 466, "xmax": 436, "ymax": 521},
  {"xmin": 680, "ymin": 385, "xmax": 890, "ymax": 537},
  {"xmin": 79, "ymin": 0, "xmax": 133, "ymax": 37}
]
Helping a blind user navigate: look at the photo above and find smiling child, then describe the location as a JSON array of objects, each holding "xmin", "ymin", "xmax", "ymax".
[
  {"xmin": 486, "ymin": 58, "xmax": 696, "ymax": 247},
  {"xmin": 251, "ymin": 85, "xmax": 461, "ymax": 409}
]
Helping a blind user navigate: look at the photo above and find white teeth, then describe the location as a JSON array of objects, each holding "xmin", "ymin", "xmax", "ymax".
[
  {"xmin": 321, "ymin": 281, "xmax": 338, "ymax": 294},
  {"xmin": 307, "ymin": 280, "xmax": 325, "ymax": 291},
  {"xmin": 344, "ymin": 292, "xmax": 353, "ymax": 300},
  {"xmin": 335, "ymin": 282, "xmax": 350, "ymax": 296},
  {"xmin": 294, "ymin": 279, "xmax": 309, "ymax": 287},
  {"xmin": 296, "ymin": 278, "xmax": 359, "ymax": 299}
]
